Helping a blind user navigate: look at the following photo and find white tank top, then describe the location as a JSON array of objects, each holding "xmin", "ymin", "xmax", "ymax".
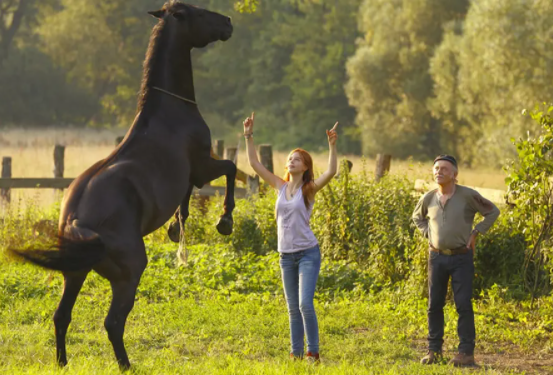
[{"xmin": 275, "ymin": 183, "xmax": 318, "ymax": 253}]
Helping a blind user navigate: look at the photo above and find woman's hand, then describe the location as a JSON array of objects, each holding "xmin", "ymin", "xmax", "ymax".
[
  {"xmin": 243, "ymin": 112, "xmax": 254, "ymax": 135},
  {"xmin": 326, "ymin": 122, "xmax": 338, "ymax": 146}
]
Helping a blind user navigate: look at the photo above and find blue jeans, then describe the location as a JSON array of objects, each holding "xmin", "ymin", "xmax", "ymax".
[{"xmin": 279, "ymin": 245, "xmax": 321, "ymax": 356}]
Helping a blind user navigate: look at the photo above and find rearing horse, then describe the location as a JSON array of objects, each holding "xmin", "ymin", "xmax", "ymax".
[{"xmin": 9, "ymin": 2, "xmax": 235, "ymax": 369}]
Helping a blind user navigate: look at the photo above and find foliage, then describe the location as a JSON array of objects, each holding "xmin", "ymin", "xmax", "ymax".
[
  {"xmin": 504, "ymin": 104, "xmax": 553, "ymax": 300},
  {"xmin": 1, "ymin": 0, "xmax": 362, "ymax": 153},
  {"xmin": 346, "ymin": 0, "xmax": 469, "ymax": 159},
  {"xmin": 313, "ymin": 161, "xmax": 418, "ymax": 287},
  {"xmin": 3, "ymin": 0, "xmax": 553, "ymax": 165},
  {"xmin": 0, "ymin": 0, "xmax": 46, "ymax": 64},
  {"xmin": 35, "ymin": 0, "xmax": 165, "ymax": 126},
  {"xmin": 183, "ymin": 190, "xmax": 278, "ymax": 256},
  {"xmin": 179, "ymin": 162, "xmax": 531, "ymax": 296},
  {"xmin": 234, "ymin": 0, "xmax": 258, "ymax": 13},
  {"xmin": 429, "ymin": 0, "xmax": 553, "ymax": 165},
  {"xmin": 0, "ymin": 47, "xmax": 97, "ymax": 125}
]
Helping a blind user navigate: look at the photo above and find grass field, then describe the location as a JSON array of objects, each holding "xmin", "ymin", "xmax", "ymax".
[
  {"xmin": 1, "ymin": 242, "xmax": 552, "ymax": 375},
  {"xmin": 0, "ymin": 200, "xmax": 552, "ymax": 374},
  {"xmin": 0, "ymin": 128, "xmax": 508, "ymax": 209}
]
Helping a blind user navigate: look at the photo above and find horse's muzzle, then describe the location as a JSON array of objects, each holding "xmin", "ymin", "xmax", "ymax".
[{"xmin": 221, "ymin": 25, "xmax": 233, "ymax": 41}]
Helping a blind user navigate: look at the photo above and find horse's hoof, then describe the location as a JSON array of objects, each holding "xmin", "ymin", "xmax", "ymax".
[
  {"xmin": 167, "ymin": 220, "xmax": 181, "ymax": 243},
  {"xmin": 119, "ymin": 362, "xmax": 131, "ymax": 372},
  {"xmin": 216, "ymin": 215, "xmax": 233, "ymax": 236}
]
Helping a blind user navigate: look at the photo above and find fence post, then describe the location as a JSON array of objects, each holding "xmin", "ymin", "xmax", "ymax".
[
  {"xmin": 53, "ymin": 145, "xmax": 65, "ymax": 194},
  {"xmin": 247, "ymin": 175, "xmax": 260, "ymax": 196},
  {"xmin": 1, "ymin": 157, "xmax": 12, "ymax": 203},
  {"xmin": 225, "ymin": 147, "xmax": 237, "ymax": 163},
  {"xmin": 375, "ymin": 154, "xmax": 392, "ymax": 181},
  {"xmin": 53, "ymin": 145, "xmax": 65, "ymax": 178},
  {"xmin": 215, "ymin": 139, "xmax": 225, "ymax": 159},
  {"xmin": 115, "ymin": 136, "xmax": 125, "ymax": 146},
  {"xmin": 259, "ymin": 144, "xmax": 273, "ymax": 173}
]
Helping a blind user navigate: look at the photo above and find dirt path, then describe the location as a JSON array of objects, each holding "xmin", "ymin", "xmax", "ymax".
[{"xmin": 412, "ymin": 339, "xmax": 553, "ymax": 374}]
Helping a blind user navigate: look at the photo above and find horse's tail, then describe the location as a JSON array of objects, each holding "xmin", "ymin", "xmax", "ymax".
[{"xmin": 8, "ymin": 225, "xmax": 106, "ymax": 272}]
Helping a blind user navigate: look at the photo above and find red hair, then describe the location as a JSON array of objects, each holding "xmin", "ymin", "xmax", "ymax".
[{"xmin": 283, "ymin": 148, "xmax": 315, "ymax": 209}]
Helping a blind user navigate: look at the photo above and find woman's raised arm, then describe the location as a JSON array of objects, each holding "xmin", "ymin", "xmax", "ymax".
[
  {"xmin": 243, "ymin": 112, "xmax": 285, "ymax": 190},
  {"xmin": 314, "ymin": 122, "xmax": 338, "ymax": 192}
]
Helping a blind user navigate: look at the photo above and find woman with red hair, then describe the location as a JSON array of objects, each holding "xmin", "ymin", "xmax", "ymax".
[{"xmin": 243, "ymin": 112, "xmax": 338, "ymax": 363}]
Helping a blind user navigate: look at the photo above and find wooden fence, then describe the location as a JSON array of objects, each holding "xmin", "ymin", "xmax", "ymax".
[
  {"xmin": 1, "ymin": 141, "xmax": 406, "ymax": 205},
  {"xmin": 0, "ymin": 139, "xmax": 274, "ymax": 204}
]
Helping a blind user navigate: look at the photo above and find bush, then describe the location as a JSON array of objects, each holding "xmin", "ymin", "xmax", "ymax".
[
  {"xmin": 313, "ymin": 165, "xmax": 418, "ymax": 285},
  {"xmin": 504, "ymin": 103, "xmax": 553, "ymax": 299},
  {"xmin": 179, "ymin": 163, "xmax": 531, "ymax": 297},
  {"xmin": 0, "ymin": 156, "xmax": 542, "ymax": 300},
  {"xmin": 183, "ymin": 190, "xmax": 277, "ymax": 255}
]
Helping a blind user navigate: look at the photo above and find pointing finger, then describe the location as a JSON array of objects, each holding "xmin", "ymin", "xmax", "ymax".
[
  {"xmin": 251, "ymin": 112, "xmax": 255, "ymax": 121},
  {"xmin": 331, "ymin": 122, "xmax": 339, "ymax": 131}
]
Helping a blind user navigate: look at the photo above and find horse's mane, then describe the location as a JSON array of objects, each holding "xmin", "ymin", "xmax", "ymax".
[
  {"xmin": 137, "ymin": 1, "xmax": 201, "ymax": 113},
  {"xmin": 137, "ymin": 20, "xmax": 166, "ymax": 113}
]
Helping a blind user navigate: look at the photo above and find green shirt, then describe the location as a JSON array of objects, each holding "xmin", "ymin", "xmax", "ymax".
[{"xmin": 412, "ymin": 185, "xmax": 500, "ymax": 250}]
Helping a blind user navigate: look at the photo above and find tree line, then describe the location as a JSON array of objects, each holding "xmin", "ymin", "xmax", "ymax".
[{"xmin": 1, "ymin": 0, "xmax": 552, "ymax": 165}]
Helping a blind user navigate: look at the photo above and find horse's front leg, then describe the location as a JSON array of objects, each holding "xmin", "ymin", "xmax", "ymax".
[
  {"xmin": 167, "ymin": 185, "xmax": 194, "ymax": 243},
  {"xmin": 204, "ymin": 158, "xmax": 237, "ymax": 235}
]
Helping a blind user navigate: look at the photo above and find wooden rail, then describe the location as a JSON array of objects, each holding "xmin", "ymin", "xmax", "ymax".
[{"xmin": 0, "ymin": 178, "xmax": 246, "ymax": 198}]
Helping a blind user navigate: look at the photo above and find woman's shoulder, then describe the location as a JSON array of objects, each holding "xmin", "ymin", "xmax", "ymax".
[{"xmin": 276, "ymin": 181, "xmax": 287, "ymax": 194}]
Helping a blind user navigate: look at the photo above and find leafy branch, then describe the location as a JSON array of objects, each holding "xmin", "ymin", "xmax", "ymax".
[{"xmin": 234, "ymin": 0, "xmax": 258, "ymax": 13}]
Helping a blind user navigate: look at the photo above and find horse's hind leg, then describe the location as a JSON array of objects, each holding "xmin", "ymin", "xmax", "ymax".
[
  {"xmin": 102, "ymin": 246, "xmax": 147, "ymax": 370},
  {"xmin": 54, "ymin": 271, "xmax": 89, "ymax": 366},
  {"xmin": 167, "ymin": 185, "xmax": 194, "ymax": 243}
]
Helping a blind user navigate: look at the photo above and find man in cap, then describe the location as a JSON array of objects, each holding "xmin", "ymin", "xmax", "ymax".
[{"xmin": 412, "ymin": 155, "xmax": 500, "ymax": 367}]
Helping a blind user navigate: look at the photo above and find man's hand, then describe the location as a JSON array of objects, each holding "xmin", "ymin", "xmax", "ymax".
[{"xmin": 467, "ymin": 231, "xmax": 478, "ymax": 252}]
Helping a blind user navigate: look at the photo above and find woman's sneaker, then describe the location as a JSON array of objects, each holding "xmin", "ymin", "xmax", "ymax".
[
  {"xmin": 306, "ymin": 352, "xmax": 320, "ymax": 364},
  {"xmin": 290, "ymin": 353, "xmax": 303, "ymax": 360}
]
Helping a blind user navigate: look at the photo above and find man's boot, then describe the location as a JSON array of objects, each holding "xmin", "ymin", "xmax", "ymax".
[
  {"xmin": 449, "ymin": 352, "xmax": 475, "ymax": 367},
  {"xmin": 420, "ymin": 350, "xmax": 442, "ymax": 364}
]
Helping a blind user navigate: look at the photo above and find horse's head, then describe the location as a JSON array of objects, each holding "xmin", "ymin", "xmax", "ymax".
[{"xmin": 148, "ymin": 2, "xmax": 233, "ymax": 48}]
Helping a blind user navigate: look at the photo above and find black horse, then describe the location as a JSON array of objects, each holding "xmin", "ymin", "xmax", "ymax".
[{"xmin": 9, "ymin": 2, "xmax": 235, "ymax": 369}]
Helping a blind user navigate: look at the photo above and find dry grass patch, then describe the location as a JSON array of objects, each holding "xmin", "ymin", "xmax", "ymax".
[{"xmin": 0, "ymin": 128, "xmax": 508, "ymax": 208}]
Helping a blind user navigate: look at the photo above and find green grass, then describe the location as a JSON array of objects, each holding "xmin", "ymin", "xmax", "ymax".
[
  {"xmin": 0, "ymin": 204, "xmax": 551, "ymax": 374},
  {"xmin": 1, "ymin": 242, "xmax": 551, "ymax": 374}
]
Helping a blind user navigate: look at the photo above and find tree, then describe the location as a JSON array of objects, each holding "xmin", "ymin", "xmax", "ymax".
[
  {"xmin": 427, "ymin": 20, "xmax": 470, "ymax": 161},
  {"xmin": 0, "ymin": 46, "xmax": 96, "ymax": 125},
  {"xmin": 0, "ymin": 0, "xmax": 32, "ymax": 64},
  {"xmin": 36, "ymin": 0, "xmax": 165, "ymax": 125},
  {"xmin": 346, "ymin": 0, "xmax": 469, "ymax": 159},
  {"xmin": 430, "ymin": 0, "xmax": 553, "ymax": 165},
  {"xmin": 195, "ymin": 0, "xmax": 363, "ymax": 153},
  {"xmin": 279, "ymin": 0, "xmax": 362, "ymax": 153}
]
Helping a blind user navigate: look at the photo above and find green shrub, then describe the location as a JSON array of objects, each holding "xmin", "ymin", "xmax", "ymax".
[{"xmin": 504, "ymin": 103, "xmax": 553, "ymax": 299}]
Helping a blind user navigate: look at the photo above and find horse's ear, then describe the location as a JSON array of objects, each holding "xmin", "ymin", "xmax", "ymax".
[{"xmin": 148, "ymin": 9, "xmax": 165, "ymax": 19}]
